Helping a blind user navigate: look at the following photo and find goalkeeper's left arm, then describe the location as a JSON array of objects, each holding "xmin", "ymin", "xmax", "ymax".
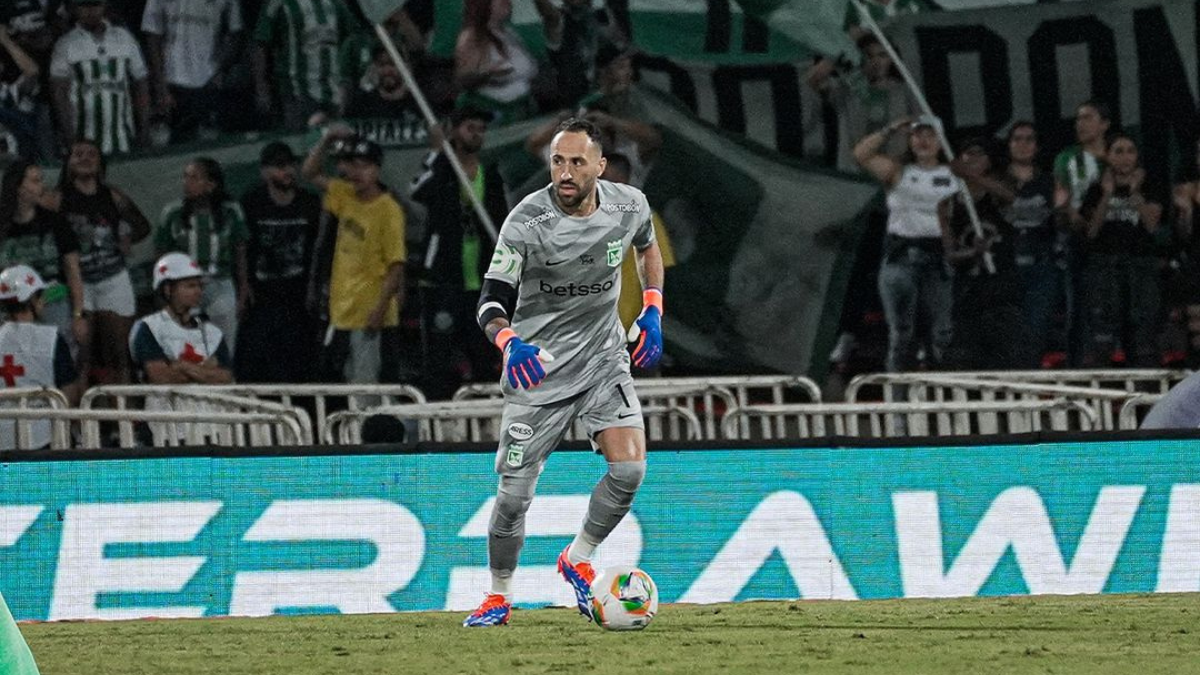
[{"xmin": 628, "ymin": 241, "xmax": 665, "ymax": 369}]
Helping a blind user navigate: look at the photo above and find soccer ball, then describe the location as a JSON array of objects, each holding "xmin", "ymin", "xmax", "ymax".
[{"xmin": 590, "ymin": 566, "xmax": 658, "ymax": 631}]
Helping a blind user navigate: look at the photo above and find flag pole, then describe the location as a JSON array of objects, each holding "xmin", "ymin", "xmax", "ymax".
[
  {"xmin": 849, "ymin": 0, "xmax": 995, "ymax": 274},
  {"xmin": 372, "ymin": 24, "xmax": 499, "ymax": 242}
]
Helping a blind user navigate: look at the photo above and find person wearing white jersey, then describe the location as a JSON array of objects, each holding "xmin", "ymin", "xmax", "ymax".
[
  {"xmin": 0, "ymin": 265, "xmax": 80, "ymax": 450},
  {"xmin": 854, "ymin": 115, "xmax": 959, "ymax": 372},
  {"xmin": 463, "ymin": 117, "xmax": 664, "ymax": 627},
  {"xmin": 49, "ymin": 0, "xmax": 150, "ymax": 154}
]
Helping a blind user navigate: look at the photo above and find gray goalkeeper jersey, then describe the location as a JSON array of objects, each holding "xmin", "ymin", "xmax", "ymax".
[{"xmin": 486, "ymin": 180, "xmax": 656, "ymax": 405}]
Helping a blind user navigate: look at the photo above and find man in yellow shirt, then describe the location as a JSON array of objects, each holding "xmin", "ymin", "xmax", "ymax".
[
  {"xmin": 302, "ymin": 131, "xmax": 406, "ymax": 383},
  {"xmin": 603, "ymin": 153, "xmax": 676, "ymax": 331}
]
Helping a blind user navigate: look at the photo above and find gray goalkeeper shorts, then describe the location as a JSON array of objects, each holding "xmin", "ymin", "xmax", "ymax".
[{"xmin": 494, "ymin": 371, "xmax": 644, "ymax": 478}]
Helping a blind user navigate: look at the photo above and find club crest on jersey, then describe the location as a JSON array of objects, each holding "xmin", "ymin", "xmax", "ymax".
[
  {"xmin": 508, "ymin": 422, "xmax": 534, "ymax": 441},
  {"xmin": 606, "ymin": 240, "xmax": 623, "ymax": 267},
  {"xmin": 505, "ymin": 443, "xmax": 525, "ymax": 467}
]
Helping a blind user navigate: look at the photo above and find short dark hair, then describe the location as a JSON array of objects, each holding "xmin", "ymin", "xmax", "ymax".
[
  {"xmin": 450, "ymin": 104, "xmax": 492, "ymax": 127},
  {"xmin": 554, "ymin": 117, "xmax": 604, "ymax": 153},
  {"xmin": 1079, "ymin": 99, "xmax": 1113, "ymax": 122},
  {"xmin": 1007, "ymin": 120, "xmax": 1037, "ymax": 143},
  {"xmin": 856, "ymin": 33, "xmax": 882, "ymax": 51},
  {"xmin": 1106, "ymin": 130, "xmax": 1138, "ymax": 152}
]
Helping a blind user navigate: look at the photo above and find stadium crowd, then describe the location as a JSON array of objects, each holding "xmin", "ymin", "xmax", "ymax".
[
  {"xmin": 0, "ymin": 0, "xmax": 671, "ymax": 416},
  {"xmin": 0, "ymin": 0, "xmax": 1196, "ymax": 444}
]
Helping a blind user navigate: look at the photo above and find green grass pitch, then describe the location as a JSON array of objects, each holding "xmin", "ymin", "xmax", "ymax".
[{"xmin": 19, "ymin": 594, "xmax": 1200, "ymax": 674}]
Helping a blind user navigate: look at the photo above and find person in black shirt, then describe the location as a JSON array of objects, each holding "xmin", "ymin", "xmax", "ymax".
[
  {"xmin": 1079, "ymin": 132, "xmax": 1164, "ymax": 367},
  {"xmin": 940, "ymin": 136, "xmax": 1036, "ymax": 370},
  {"xmin": 0, "ymin": 158, "xmax": 87, "ymax": 363},
  {"xmin": 48, "ymin": 138, "xmax": 151, "ymax": 385},
  {"xmin": 236, "ymin": 141, "xmax": 321, "ymax": 382},
  {"xmin": 410, "ymin": 104, "xmax": 507, "ymax": 398},
  {"xmin": 343, "ymin": 45, "xmax": 426, "ymax": 148},
  {"xmin": 1000, "ymin": 122, "xmax": 1063, "ymax": 366}
]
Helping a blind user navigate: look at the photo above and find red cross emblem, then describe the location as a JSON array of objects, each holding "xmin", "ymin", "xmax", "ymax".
[
  {"xmin": 0, "ymin": 354, "xmax": 25, "ymax": 387},
  {"xmin": 24, "ymin": 275, "xmax": 34, "ymax": 286},
  {"xmin": 179, "ymin": 343, "xmax": 205, "ymax": 364}
]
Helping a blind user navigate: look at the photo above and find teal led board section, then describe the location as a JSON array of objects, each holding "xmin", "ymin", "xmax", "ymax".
[{"xmin": 2, "ymin": 439, "xmax": 1198, "ymax": 620}]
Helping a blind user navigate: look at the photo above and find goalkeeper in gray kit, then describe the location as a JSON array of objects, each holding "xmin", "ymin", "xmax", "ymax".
[{"xmin": 463, "ymin": 117, "xmax": 665, "ymax": 627}]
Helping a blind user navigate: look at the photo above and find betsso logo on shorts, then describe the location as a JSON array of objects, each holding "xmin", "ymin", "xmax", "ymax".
[{"xmin": 508, "ymin": 423, "xmax": 534, "ymax": 441}]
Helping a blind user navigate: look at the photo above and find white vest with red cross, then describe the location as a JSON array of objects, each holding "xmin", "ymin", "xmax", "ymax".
[
  {"xmin": 129, "ymin": 310, "xmax": 226, "ymax": 445},
  {"xmin": 131, "ymin": 309, "xmax": 225, "ymax": 368},
  {"xmin": 0, "ymin": 321, "xmax": 62, "ymax": 450}
]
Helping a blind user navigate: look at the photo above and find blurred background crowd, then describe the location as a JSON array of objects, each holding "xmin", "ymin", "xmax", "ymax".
[{"xmin": 0, "ymin": 0, "xmax": 1198, "ymax": 414}]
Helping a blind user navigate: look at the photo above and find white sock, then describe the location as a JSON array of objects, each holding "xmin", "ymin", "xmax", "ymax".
[
  {"xmin": 490, "ymin": 572, "xmax": 512, "ymax": 600},
  {"xmin": 567, "ymin": 532, "xmax": 601, "ymax": 564}
]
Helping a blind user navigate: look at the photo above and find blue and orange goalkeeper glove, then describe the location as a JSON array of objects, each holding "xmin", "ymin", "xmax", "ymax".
[
  {"xmin": 626, "ymin": 287, "xmax": 663, "ymax": 369},
  {"xmin": 495, "ymin": 327, "xmax": 555, "ymax": 389}
]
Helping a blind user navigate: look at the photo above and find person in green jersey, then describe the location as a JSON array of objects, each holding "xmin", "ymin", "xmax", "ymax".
[
  {"xmin": 1053, "ymin": 99, "xmax": 1113, "ymax": 365},
  {"xmin": 253, "ymin": 0, "xmax": 359, "ymax": 131},
  {"xmin": 155, "ymin": 157, "xmax": 249, "ymax": 357}
]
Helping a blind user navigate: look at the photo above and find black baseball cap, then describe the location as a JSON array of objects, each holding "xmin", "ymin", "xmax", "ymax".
[
  {"xmin": 330, "ymin": 136, "xmax": 384, "ymax": 165},
  {"xmin": 260, "ymin": 141, "xmax": 299, "ymax": 167}
]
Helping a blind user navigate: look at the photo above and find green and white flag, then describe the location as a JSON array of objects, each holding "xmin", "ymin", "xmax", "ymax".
[
  {"xmin": 1, "ymin": 592, "xmax": 40, "ymax": 675},
  {"xmin": 358, "ymin": 0, "xmax": 408, "ymax": 24},
  {"xmin": 734, "ymin": 0, "xmax": 857, "ymax": 60}
]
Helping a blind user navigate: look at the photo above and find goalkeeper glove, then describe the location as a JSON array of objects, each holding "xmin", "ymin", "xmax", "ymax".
[
  {"xmin": 626, "ymin": 287, "xmax": 663, "ymax": 369},
  {"xmin": 495, "ymin": 327, "xmax": 555, "ymax": 389}
]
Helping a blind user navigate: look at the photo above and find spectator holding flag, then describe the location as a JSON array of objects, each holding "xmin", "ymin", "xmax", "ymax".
[{"xmin": 854, "ymin": 115, "xmax": 959, "ymax": 372}]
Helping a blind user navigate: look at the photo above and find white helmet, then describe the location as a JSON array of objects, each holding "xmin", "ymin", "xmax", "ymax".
[
  {"xmin": 0, "ymin": 265, "xmax": 47, "ymax": 303},
  {"xmin": 153, "ymin": 252, "xmax": 203, "ymax": 290}
]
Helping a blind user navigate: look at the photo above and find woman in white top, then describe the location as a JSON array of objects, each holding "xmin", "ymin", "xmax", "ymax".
[
  {"xmin": 455, "ymin": 0, "xmax": 539, "ymax": 125},
  {"xmin": 854, "ymin": 115, "xmax": 961, "ymax": 372}
]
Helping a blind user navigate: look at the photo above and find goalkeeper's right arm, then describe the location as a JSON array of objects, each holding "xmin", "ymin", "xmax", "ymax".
[{"xmin": 477, "ymin": 279, "xmax": 553, "ymax": 389}]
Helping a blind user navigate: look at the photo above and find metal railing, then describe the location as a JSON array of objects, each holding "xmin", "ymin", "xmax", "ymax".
[
  {"xmin": 0, "ymin": 407, "xmax": 307, "ymax": 448},
  {"xmin": 81, "ymin": 384, "xmax": 424, "ymax": 442},
  {"xmin": 78, "ymin": 386, "xmax": 313, "ymax": 447},
  {"xmin": 0, "ymin": 387, "xmax": 73, "ymax": 449},
  {"xmin": 453, "ymin": 375, "xmax": 820, "ymax": 440},
  {"xmin": 323, "ymin": 400, "xmax": 704, "ymax": 444},
  {"xmin": 843, "ymin": 370, "xmax": 1189, "ymax": 431},
  {"xmin": 1118, "ymin": 394, "xmax": 1165, "ymax": 430},
  {"xmin": 720, "ymin": 398, "xmax": 1098, "ymax": 440},
  {"xmin": 846, "ymin": 369, "xmax": 1189, "ymax": 403}
]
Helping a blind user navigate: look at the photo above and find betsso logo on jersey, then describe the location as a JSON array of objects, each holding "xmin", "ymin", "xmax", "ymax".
[{"xmin": 539, "ymin": 279, "xmax": 614, "ymax": 297}]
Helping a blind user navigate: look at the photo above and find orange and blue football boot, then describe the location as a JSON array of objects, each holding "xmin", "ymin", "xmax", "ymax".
[
  {"xmin": 557, "ymin": 545, "xmax": 597, "ymax": 621},
  {"xmin": 462, "ymin": 593, "xmax": 511, "ymax": 627}
]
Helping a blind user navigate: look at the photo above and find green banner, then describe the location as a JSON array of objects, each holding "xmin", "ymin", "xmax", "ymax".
[{"xmin": 2, "ymin": 436, "xmax": 1199, "ymax": 621}]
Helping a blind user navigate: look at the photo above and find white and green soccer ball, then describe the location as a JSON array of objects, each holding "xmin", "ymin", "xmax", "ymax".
[{"xmin": 590, "ymin": 566, "xmax": 659, "ymax": 631}]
